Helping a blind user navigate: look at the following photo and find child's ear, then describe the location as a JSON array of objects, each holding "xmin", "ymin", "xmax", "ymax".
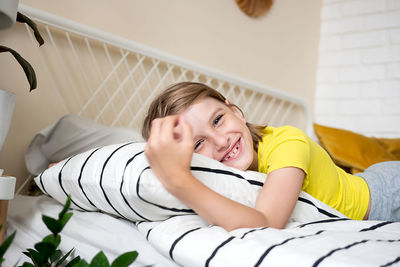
[{"xmin": 225, "ymin": 99, "xmax": 247, "ymax": 123}]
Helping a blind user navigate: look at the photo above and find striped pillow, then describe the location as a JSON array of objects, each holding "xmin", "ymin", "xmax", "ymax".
[
  {"xmin": 34, "ymin": 142, "xmax": 264, "ymax": 222},
  {"xmin": 34, "ymin": 142, "xmax": 345, "ymax": 223}
]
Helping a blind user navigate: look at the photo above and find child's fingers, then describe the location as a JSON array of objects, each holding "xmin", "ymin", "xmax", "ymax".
[
  {"xmin": 160, "ymin": 115, "xmax": 180, "ymax": 141},
  {"xmin": 179, "ymin": 117, "xmax": 192, "ymax": 138},
  {"xmin": 179, "ymin": 117, "xmax": 194, "ymax": 148},
  {"xmin": 149, "ymin": 115, "xmax": 179, "ymax": 143},
  {"xmin": 148, "ymin": 117, "xmax": 162, "ymax": 142}
]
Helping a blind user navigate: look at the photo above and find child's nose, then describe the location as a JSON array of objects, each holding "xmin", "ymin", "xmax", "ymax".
[{"xmin": 213, "ymin": 133, "xmax": 229, "ymax": 151}]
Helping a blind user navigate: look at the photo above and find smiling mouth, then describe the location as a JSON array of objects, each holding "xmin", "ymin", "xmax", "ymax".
[{"xmin": 222, "ymin": 139, "xmax": 241, "ymax": 162}]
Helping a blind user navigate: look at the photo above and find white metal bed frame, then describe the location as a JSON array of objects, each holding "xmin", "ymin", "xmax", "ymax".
[{"xmin": 19, "ymin": 4, "xmax": 313, "ymax": 136}]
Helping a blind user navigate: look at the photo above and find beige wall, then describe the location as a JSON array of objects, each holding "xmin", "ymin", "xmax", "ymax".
[{"xmin": 0, "ymin": 0, "xmax": 321, "ymax": 190}]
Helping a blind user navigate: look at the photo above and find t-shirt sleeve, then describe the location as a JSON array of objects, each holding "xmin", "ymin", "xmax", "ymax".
[{"xmin": 262, "ymin": 126, "xmax": 311, "ymax": 175}]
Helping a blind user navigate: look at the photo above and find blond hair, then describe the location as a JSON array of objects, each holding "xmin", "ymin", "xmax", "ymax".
[{"xmin": 141, "ymin": 82, "xmax": 266, "ymax": 150}]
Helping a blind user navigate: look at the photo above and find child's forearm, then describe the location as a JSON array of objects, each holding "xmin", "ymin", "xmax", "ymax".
[{"xmin": 164, "ymin": 174, "xmax": 275, "ymax": 231}]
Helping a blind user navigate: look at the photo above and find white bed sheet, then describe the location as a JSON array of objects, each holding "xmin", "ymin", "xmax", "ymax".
[{"xmin": 3, "ymin": 195, "xmax": 178, "ymax": 267}]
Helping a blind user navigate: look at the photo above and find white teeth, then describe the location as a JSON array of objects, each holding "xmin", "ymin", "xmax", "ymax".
[{"xmin": 224, "ymin": 143, "xmax": 240, "ymax": 161}]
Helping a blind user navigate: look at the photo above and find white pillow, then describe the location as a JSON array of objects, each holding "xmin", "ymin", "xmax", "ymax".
[
  {"xmin": 35, "ymin": 142, "xmax": 346, "ymax": 223},
  {"xmin": 26, "ymin": 115, "xmax": 142, "ymax": 175}
]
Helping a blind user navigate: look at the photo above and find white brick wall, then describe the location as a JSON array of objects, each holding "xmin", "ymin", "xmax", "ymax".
[{"xmin": 315, "ymin": 0, "xmax": 400, "ymax": 137}]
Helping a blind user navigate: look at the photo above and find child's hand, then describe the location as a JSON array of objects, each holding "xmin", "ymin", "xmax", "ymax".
[
  {"xmin": 48, "ymin": 162, "xmax": 58, "ymax": 168},
  {"xmin": 144, "ymin": 115, "xmax": 195, "ymax": 190}
]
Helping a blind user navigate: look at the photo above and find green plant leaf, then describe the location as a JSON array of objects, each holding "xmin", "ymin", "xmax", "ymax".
[
  {"xmin": 42, "ymin": 215, "xmax": 63, "ymax": 235},
  {"xmin": 0, "ymin": 45, "xmax": 37, "ymax": 91},
  {"xmin": 60, "ymin": 212, "xmax": 73, "ymax": 228},
  {"xmin": 59, "ymin": 195, "xmax": 72, "ymax": 220},
  {"xmin": 74, "ymin": 259, "xmax": 89, "ymax": 267},
  {"xmin": 65, "ymin": 256, "xmax": 81, "ymax": 267},
  {"xmin": 0, "ymin": 231, "xmax": 16, "ymax": 260},
  {"xmin": 43, "ymin": 233, "xmax": 61, "ymax": 247},
  {"xmin": 20, "ymin": 262, "xmax": 35, "ymax": 267},
  {"xmin": 50, "ymin": 249, "xmax": 62, "ymax": 263},
  {"xmin": 26, "ymin": 248, "xmax": 45, "ymax": 265},
  {"xmin": 16, "ymin": 12, "xmax": 44, "ymax": 46},
  {"xmin": 89, "ymin": 251, "xmax": 109, "ymax": 267},
  {"xmin": 111, "ymin": 251, "xmax": 138, "ymax": 267},
  {"xmin": 34, "ymin": 242, "xmax": 56, "ymax": 260},
  {"xmin": 55, "ymin": 247, "xmax": 74, "ymax": 267}
]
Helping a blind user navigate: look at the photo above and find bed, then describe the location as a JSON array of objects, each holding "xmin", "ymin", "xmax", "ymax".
[{"xmin": 3, "ymin": 4, "xmax": 400, "ymax": 267}]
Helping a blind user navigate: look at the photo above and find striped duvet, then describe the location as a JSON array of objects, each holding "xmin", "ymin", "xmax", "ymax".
[
  {"xmin": 137, "ymin": 215, "xmax": 400, "ymax": 267},
  {"xmin": 35, "ymin": 142, "xmax": 400, "ymax": 267}
]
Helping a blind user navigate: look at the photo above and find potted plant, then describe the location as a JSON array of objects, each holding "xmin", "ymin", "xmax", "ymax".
[
  {"xmin": 0, "ymin": 0, "xmax": 45, "ymax": 247},
  {"xmin": 0, "ymin": 0, "xmax": 44, "ymax": 151}
]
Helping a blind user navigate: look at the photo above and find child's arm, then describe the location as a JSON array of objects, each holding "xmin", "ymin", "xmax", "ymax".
[
  {"xmin": 145, "ymin": 115, "xmax": 304, "ymax": 230},
  {"xmin": 160, "ymin": 168, "xmax": 303, "ymax": 230}
]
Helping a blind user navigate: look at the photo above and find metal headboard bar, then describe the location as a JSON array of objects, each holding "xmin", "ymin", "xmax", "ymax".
[
  {"xmin": 23, "ymin": 23, "xmax": 69, "ymax": 114},
  {"xmin": 18, "ymin": 4, "xmax": 313, "ymax": 136}
]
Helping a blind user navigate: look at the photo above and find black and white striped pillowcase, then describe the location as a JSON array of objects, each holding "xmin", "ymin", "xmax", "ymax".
[
  {"xmin": 34, "ymin": 142, "xmax": 268, "ymax": 222},
  {"xmin": 34, "ymin": 141, "xmax": 345, "ymax": 224}
]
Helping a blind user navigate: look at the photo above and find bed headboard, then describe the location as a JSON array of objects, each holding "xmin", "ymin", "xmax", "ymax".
[{"xmin": 19, "ymin": 5, "xmax": 313, "ymax": 136}]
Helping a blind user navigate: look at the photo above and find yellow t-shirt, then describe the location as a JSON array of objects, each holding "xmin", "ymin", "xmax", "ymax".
[{"xmin": 257, "ymin": 126, "xmax": 370, "ymax": 220}]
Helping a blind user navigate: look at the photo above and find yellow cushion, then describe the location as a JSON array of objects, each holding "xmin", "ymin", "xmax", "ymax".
[
  {"xmin": 313, "ymin": 123, "xmax": 400, "ymax": 173},
  {"xmin": 378, "ymin": 138, "xmax": 400, "ymax": 159}
]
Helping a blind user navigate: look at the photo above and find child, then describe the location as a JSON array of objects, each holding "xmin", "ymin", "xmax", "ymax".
[{"xmin": 142, "ymin": 82, "xmax": 400, "ymax": 230}]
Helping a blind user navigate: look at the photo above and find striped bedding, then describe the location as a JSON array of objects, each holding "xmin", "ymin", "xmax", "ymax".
[
  {"xmin": 35, "ymin": 142, "xmax": 400, "ymax": 267},
  {"xmin": 137, "ymin": 215, "xmax": 400, "ymax": 267}
]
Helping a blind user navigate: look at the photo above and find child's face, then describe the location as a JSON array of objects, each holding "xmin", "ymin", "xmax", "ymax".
[{"xmin": 181, "ymin": 97, "xmax": 257, "ymax": 171}]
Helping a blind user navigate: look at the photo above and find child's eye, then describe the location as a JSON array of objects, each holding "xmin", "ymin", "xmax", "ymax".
[
  {"xmin": 213, "ymin": 115, "xmax": 223, "ymax": 126},
  {"xmin": 194, "ymin": 139, "xmax": 204, "ymax": 151}
]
